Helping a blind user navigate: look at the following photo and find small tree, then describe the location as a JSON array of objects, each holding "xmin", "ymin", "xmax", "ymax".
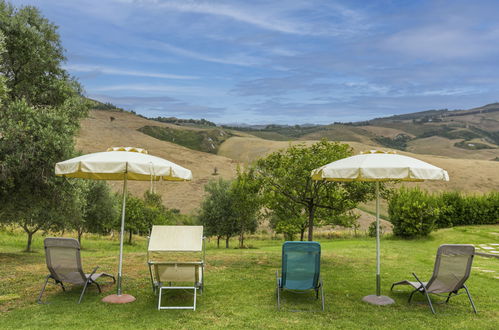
[
  {"xmin": 231, "ymin": 168, "xmax": 261, "ymax": 248},
  {"xmin": 68, "ymin": 180, "xmax": 119, "ymax": 246},
  {"xmin": 198, "ymin": 179, "xmax": 237, "ymax": 248},
  {"xmin": 256, "ymin": 139, "xmax": 376, "ymax": 241}
]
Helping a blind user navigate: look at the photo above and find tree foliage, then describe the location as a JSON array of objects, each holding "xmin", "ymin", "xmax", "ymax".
[
  {"xmin": 67, "ymin": 180, "xmax": 119, "ymax": 246},
  {"xmin": 0, "ymin": 1, "xmax": 81, "ymax": 106},
  {"xmin": 198, "ymin": 173, "xmax": 261, "ymax": 248},
  {"xmin": 122, "ymin": 191, "xmax": 172, "ymax": 244},
  {"xmin": 256, "ymin": 139, "xmax": 375, "ymax": 241},
  {"xmin": 0, "ymin": 1, "xmax": 88, "ymax": 251}
]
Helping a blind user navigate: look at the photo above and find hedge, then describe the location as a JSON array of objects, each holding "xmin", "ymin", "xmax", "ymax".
[{"xmin": 388, "ymin": 188, "xmax": 499, "ymax": 238}]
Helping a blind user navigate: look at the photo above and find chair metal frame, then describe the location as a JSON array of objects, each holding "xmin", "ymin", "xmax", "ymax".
[
  {"xmin": 391, "ymin": 244, "xmax": 477, "ymax": 314},
  {"xmin": 38, "ymin": 238, "xmax": 115, "ymax": 304},
  {"xmin": 147, "ymin": 226, "xmax": 205, "ymax": 311}
]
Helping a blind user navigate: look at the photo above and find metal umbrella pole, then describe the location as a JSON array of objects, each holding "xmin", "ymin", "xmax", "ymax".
[
  {"xmin": 102, "ymin": 173, "xmax": 136, "ymax": 303},
  {"xmin": 375, "ymin": 181, "xmax": 381, "ymax": 296},
  {"xmin": 362, "ymin": 181, "xmax": 394, "ymax": 305},
  {"xmin": 117, "ymin": 174, "xmax": 127, "ymax": 296}
]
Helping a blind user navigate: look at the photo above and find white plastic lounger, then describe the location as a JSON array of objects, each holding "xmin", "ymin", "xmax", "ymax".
[{"xmin": 147, "ymin": 225, "xmax": 205, "ymax": 310}]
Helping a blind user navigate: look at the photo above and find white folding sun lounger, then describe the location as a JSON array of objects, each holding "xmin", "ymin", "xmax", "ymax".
[{"xmin": 147, "ymin": 225, "xmax": 205, "ymax": 310}]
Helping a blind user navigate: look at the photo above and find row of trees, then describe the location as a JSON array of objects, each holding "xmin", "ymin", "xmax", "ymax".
[
  {"xmin": 0, "ymin": 1, "xmax": 181, "ymax": 250},
  {"xmin": 199, "ymin": 140, "xmax": 377, "ymax": 245},
  {"xmin": 0, "ymin": 1, "xmax": 90, "ymax": 251}
]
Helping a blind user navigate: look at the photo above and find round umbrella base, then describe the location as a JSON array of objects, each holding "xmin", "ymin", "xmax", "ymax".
[
  {"xmin": 362, "ymin": 295, "xmax": 395, "ymax": 306},
  {"xmin": 102, "ymin": 294, "xmax": 136, "ymax": 304}
]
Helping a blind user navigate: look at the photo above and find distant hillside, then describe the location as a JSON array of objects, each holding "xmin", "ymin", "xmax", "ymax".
[
  {"xmin": 138, "ymin": 125, "xmax": 233, "ymax": 154},
  {"xmin": 76, "ymin": 110, "xmax": 238, "ymax": 214},
  {"xmin": 219, "ymin": 103, "xmax": 499, "ymax": 161},
  {"xmin": 77, "ymin": 108, "xmax": 499, "ymax": 217},
  {"xmin": 84, "ymin": 99, "xmax": 499, "ymax": 162}
]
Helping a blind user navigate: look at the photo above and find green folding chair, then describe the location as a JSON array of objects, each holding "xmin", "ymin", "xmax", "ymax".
[{"xmin": 276, "ymin": 241, "xmax": 324, "ymax": 311}]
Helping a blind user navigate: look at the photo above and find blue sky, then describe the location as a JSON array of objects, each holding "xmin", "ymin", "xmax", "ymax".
[{"xmin": 12, "ymin": 0, "xmax": 499, "ymax": 124}]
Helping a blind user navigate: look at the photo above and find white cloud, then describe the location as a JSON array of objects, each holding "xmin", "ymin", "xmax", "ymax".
[
  {"xmin": 148, "ymin": 41, "xmax": 264, "ymax": 67},
  {"xmin": 65, "ymin": 64, "xmax": 198, "ymax": 80},
  {"xmin": 383, "ymin": 24, "xmax": 499, "ymax": 60},
  {"xmin": 90, "ymin": 83, "xmax": 227, "ymax": 97}
]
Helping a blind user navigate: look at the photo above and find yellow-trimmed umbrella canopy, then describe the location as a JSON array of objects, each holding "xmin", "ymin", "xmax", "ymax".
[
  {"xmin": 55, "ymin": 146, "xmax": 192, "ymax": 181},
  {"xmin": 311, "ymin": 150, "xmax": 449, "ymax": 182}
]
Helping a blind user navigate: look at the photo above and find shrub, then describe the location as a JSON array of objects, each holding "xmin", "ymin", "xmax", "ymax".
[
  {"xmin": 388, "ymin": 188, "xmax": 439, "ymax": 238},
  {"xmin": 434, "ymin": 191, "xmax": 499, "ymax": 227}
]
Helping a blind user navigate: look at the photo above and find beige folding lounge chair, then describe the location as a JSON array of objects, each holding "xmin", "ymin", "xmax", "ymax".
[
  {"xmin": 38, "ymin": 238, "xmax": 115, "ymax": 304},
  {"xmin": 147, "ymin": 225, "xmax": 205, "ymax": 310},
  {"xmin": 391, "ymin": 244, "xmax": 476, "ymax": 314}
]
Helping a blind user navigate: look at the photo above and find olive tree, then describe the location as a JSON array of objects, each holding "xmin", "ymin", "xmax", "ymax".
[
  {"xmin": 256, "ymin": 139, "xmax": 375, "ymax": 241},
  {"xmin": 198, "ymin": 173, "xmax": 261, "ymax": 248},
  {"xmin": 0, "ymin": 2, "xmax": 88, "ymax": 251}
]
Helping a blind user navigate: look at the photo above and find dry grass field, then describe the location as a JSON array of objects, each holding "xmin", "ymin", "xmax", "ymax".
[
  {"xmin": 77, "ymin": 110, "xmax": 499, "ymax": 217},
  {"xmin": 76, "ymin": 110, "xmax": 239, "ymax": 214},
  {"xmin": 218, "ymin": 136, "xmax": 499, "ymax": 194}
]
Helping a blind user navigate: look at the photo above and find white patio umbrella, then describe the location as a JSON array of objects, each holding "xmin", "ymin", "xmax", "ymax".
[
  {"xmin": 55, "ymin": 147, "xmax": 192, "ymax": 303},
  {"xmin": 311, "ymin": 150, "xmax": 448, "ymax": 305}
]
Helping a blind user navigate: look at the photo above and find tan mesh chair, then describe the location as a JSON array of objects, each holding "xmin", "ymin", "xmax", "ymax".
[
  {"xmin": 147, "ymin": 226, "xmax": 205, "ymax": 310},
  {"xmin": 391, "ymin": 244, "xmax": 476, "ymax": 314},
  {"xmin": 38, "ymin": 238, "xmax": 115, "ymax": 304}
]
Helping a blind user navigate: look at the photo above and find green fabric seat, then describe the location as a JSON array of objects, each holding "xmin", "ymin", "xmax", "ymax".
[{"xmin": 276, "ymin": 241, "xmax": 324, "ymax": 310}]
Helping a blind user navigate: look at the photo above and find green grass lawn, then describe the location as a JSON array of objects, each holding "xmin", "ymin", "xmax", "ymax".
[{"xmin": 1, "ymin": 226, "xmax": 498, "ymax": 329}]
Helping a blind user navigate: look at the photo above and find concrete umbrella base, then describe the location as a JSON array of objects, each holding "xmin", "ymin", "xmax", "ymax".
[
  {"xmin": 102, "ymin": 294, "xmax": 136, "ymax": 304},
  {"xmin": 362, "ymin": 295, "xmax": 395, "ymax": 306}
]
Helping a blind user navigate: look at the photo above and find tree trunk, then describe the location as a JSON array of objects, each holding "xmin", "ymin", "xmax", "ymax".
[
  {"xmin": 239, "ymin": 232, "xmax": 244, "ymax": 248},
  {"xmin": 22, "ymin": 223, "xmax": 40, "ymax": 252},
  {"xmin": 217, "ymin": 236, "xmax": 221, "ymax": 248},
  {"xmin": 307, "ymin": 204, "xmax": 315, "ymax": 241},
  {"xmin": 300, "ymin": 228, "xmax": 305, "ymax": 241},
  {"xmin": 26, "ymin": 231, "xmax": 34, "ymax": 252},
  {"xmin": 225, "ymin": 236, "xmax": 230, "ymax": 248},
  {"xmin": 128, "ymin": 230, "xmax": 133, "ymax": 244},
  {"xmin": 77, "ymin": 229, "xmax": 83, "ymax": 245}
]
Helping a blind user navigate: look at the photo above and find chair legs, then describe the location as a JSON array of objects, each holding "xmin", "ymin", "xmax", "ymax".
[
  {"xmin": 421, "ymin": 288, "xmax": 436, "ymax": 314},
  {"xmin": 463, "ymin": 284, "xmax": 477, "ymax": 314},
  {"xmin": 409, "ymin": 286, "xmax": 477, "ymax": 314},
  {"xmin": 157, "ymin": 285, "xmax": 198, "ymax": 310},
  {"xmin": 276, "ymin": 271, "xmax": 281, "ymax": 310},
  {"xmin": 320, "ymin": 280, "xmax": 325, "ymax": 311},
  {"xmin": 78, "ymin": 278, "xmax": 92, "ymax": 304},
  {"xmin": 37, "ymin": 275, "xmax": 51, "ymax": 304}
]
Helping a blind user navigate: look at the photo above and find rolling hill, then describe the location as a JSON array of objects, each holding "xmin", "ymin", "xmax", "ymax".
[
  {"xmin": 76, "ymin": 110, "xmax": 239, "ymax": 214},
  {"xmin": 76, "ymin": 104, "xmax": 499, "ymax": 216}
]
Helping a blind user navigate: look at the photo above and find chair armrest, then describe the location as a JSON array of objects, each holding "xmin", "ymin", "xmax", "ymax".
[{"xmin": 411, "ymin": 272, "xmax": 425, "ymax": 290}]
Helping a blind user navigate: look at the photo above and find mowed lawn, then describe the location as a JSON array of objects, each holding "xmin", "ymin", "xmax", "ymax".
[{"xmin": 1, "ymin": 226, "xmax": 498, "ymax": 329}]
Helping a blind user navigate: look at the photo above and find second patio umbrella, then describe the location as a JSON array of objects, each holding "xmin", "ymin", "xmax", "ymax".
[
  {"xmin": 311, "ymin": 150, "xmax": 448, "ymax": 305},
  {"xmin": 55, "ymin": 147, "xmax": 192, "ymax": 303}
]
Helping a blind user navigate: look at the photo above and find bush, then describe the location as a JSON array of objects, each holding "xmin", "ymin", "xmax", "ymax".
[
  {"xmin": 388, "ymin": 188, "xmax": 439, "ymax": 238},
  {"xmin": 435, "ymin": 191, "xmax": 499, "ymax": 227},
  {"xmin": 390, "ymin": 189, "xmax": 499, "ymax": 236}
]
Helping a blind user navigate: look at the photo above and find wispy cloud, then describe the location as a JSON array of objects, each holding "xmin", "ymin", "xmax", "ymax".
[
  {"xmin": 66, "ymin": 64, "xmax": 198, "ymax": 80},
  {"xmin": 132, "ymin": 0, "xmax": 369, "ymax": 37},
  {"xmin": 90, "ymin": 83, "xmax": 227, "ymax": 97},
  {"xmin": 91, "ymin": 93, "xmax": 226, "ymax": 118},
  {"xmin": 148, "ymin": 41, "xmax": 264, "ymax": 67}
]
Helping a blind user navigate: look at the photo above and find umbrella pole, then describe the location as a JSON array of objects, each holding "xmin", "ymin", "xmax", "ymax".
[
  {"xmin": 102, "ymin": 174, "xmax": 135, "ymax": 304},
  {"xmin": 117, "ymin": 174, "xmax": 127, "ymax": 296},
  {"xmin": 376, "ymin": 181, "xmax": 381, "ymax": 296},
  {"xmin": 361, "ymin": 181, "xmax": 394, "ymax": 306}
]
